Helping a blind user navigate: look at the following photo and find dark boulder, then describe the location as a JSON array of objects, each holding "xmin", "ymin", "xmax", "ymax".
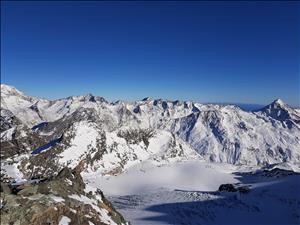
[
  {"xmin": 218, "ymin": 183, "xmax": 251, "ymax": 194},
  {"xmin": 218, "ymin": 183, "xmax": 237, "ymax": 192}
]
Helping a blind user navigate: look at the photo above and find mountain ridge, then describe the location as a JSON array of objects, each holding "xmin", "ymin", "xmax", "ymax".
[
  {"xmin": 1, "ymin": 83, "xmax": 300, "ymax": 177},
  {"xmin": 2, "ymin": 83, "xmax": 293, "ymax": 110}
]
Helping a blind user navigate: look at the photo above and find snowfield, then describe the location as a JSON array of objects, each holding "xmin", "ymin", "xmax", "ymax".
[
  {"xmin": 83, "ymin": 161, "xmax": 237, "ymax": 195},
  {"xmin": 84, "ymin": 160, "xmax": 300, "ymax": 225}
]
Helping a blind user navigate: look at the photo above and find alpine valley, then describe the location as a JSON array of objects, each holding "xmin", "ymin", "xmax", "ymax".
[{"xmin": 1, "ymin": 84, "xmax": 300, "ymax": 225}]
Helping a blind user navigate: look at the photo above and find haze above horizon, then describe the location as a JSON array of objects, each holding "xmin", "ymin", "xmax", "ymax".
[{"xmin": 1, "ymin": 1, "xmax": 299, "ymax": 106}]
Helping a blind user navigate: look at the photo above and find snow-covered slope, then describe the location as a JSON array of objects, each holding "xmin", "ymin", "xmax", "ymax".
[
  {"xmin": 87, "ymin": 161, "xmax": 300, "ymax": 225},
  {"xmin": 170, "ymin": 103, "xmax": 300, "ymax": 165},
  {"xmin": 1, "ymin": 84, "xmax": 300, "ymax": 172}
]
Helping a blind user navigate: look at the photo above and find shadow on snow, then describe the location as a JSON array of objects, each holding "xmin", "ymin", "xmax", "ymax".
[{"xmin": 140, "ymin": 173, "xmax": 300, "ymax": 225}]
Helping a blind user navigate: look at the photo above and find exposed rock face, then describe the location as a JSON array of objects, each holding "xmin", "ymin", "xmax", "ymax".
[
  {"xmin": 234, "ymin": 167, "xmax": 300, "ymax": 178},
  {"xmin": 0, "ymin": 167, "xmax": 128, "ymax": 225},
  {"xmin": 218, "ymin": 183, "xmax": 237, "ymax": 192},
  {"xmin": 258, "ymin": 99, "xmax": 300, "ymax": 125},
  {"xmin": 0, "ymin": 109, "xmax": 21, "ymax": 132},
  {"xmin": 218, "ymin": 183, "xmax": 250, "ymax": 194},
  {"xmin": 117, "ymin": 128, "xmax": 155, "ymax": 147},
  {"xmin": 1, "ymin": 130, "xmax": 47, "ymax": 160}
]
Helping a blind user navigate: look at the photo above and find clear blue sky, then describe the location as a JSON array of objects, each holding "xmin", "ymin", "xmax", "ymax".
[{"xmin": 1, "ymin": 1, "xmax": 299, "ymax": 106}]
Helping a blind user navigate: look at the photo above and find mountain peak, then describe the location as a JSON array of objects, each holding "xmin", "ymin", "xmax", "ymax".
[
  {"xmin": 71, "ymin": 93, "xmax": 107, "ymax": 103},
  {"xmin": 83, "ymin": 93, "xmax": 95, "ymax": 102},
  {"xmin": 142, "ymin": 97, "xmax": 152, "ymax": 101},
  {"xmin": 1, "ymin": 84, "xmax": 25, "ymax": 96},
  {"xmin": 272, "ymin": 99, "xmax": 285, "ymax": 107},
  {"xmin": 250, "ymin": 99, "xmax": 288, "ymax": 113}
]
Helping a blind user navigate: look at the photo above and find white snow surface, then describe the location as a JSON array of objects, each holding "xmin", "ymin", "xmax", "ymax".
[
  {"xmin": 69, "ymin": 194, "xmax": 117, "ymax": 225},
  {"xmin": 58, "ymin": 121, "xmax": 101, "ymax": 168},
  {"xmin": 1, "ymin": 161, "xmax": 26, "ymax": 182},
  {"xmin": 58, "ymin": 216, "xmax": 71, "ymax": 225},
  {"xmin": 83, "ymin": 160, "xmax": 300, "ymax": 225},
  {"xmin": 0, "ymin": 127, "xmax": 16, "ymax": 141},
  {"xmin": 84, "ymin": 160, "xmax": 236, "ymax": 196},
  {"xmin": 51, "ymin": 196, "xmax": 65, "ymax": 203}
]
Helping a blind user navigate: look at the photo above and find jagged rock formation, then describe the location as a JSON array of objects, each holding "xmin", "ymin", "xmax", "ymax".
[{"xmin": 0, "ymin": 167, "xmax": 127, "ymax": 225}]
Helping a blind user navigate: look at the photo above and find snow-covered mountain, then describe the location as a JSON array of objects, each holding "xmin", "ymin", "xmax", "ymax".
[
  {"xmin": 1, "ymin": 84, "xmax": 300, "ymax": 174},
  {"xmin": 1, "ymin": 84, "xmax": 300, "ymax": 225}
]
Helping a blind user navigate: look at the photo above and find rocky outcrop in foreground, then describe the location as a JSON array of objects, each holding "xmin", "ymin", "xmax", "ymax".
[{"xmin": 0, "ymin": 167, "xmax": 128, "ymax": 225}]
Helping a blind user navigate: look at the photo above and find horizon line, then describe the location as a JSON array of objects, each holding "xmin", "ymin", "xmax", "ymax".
[{"xmin": 1, "ymin": 83, "xmax": 299, "ymax": 109}]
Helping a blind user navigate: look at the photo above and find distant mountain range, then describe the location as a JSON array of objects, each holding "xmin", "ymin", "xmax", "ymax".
[{"xmin": 1, "ymin": 83, "xmax": 300, "ymax": 174}]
